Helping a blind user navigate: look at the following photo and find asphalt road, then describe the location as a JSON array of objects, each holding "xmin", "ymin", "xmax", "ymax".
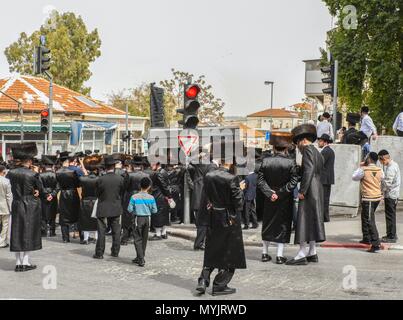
[{"xmin": 0, "ymin": 232, "xmax": 402, "ymax": 300}]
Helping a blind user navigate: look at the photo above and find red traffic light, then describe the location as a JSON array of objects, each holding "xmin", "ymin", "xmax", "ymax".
[
  {"xmin": 41, "ymin": 109, "xmax": 49, "ymax": 117},
  {"xmin": 185, "ymin": 85, "xmax": 200, "ymax": 99}
]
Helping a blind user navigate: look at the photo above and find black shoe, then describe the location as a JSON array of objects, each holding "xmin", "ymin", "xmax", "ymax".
[
  {"xmin": 261, "ymin": 254, "xmax": 272, "ymax": 262},
  {"xmin": 381, "ymin": 236, "xmax": 397, "ymax": 243},
  {"xmin": 194, "ymin": 245, "xmax": 205, "ymax": 251},
  {"xmin": 137, "ymin": 259, "xmax": 145, "ymax": 267},
  {"xmin": 63, "ymin": 239, "xmax": 70, "ymax": 243},
  {"xmin": 367, "ymin": 245, "xmax": 381, "ymax": 253},
  {"xmin": 15, "ymin": 265, "xmax": 23, "ymax": 272},
  {"xmin": 93, "ymin": 254, "xmax": 103, "ymax": 259},
  {"xmin": 251, "ymin": 224, "xmax": 259, "ymax": 229},
  {"xmin": 150, "ymin": 235, "xmax": 163, "ymax": 241},
  {"xmin": 161, "ymin": 234, "xmax": 168, "ymax": 240},
  {"xmin": 120, "ymin": 241, "xmax": 128, "ymax": 246},
  {"xmin": 111, "ymin": 253, "xmax": 119, "ymax": 258},
  {"xmin": 243, "ymin": 226, "xmax": 249, "ymax": 230},
  {"xmin": 212, "ymin": 285, "xmax": 236, "ymax": 296},
  {"xmin": 196, "ymin": 280, "xmax": 207, "ymax": 294},
  {"xmin": 306, "ymin": 254, "xmax": 319, "ymax": 263},
  {"xmin": 80, "ymin": 240, "xmax": 89, "ymax": 245},
  {"xmin": 276, "ymin": 256, "xmax": 288, "ymax": 264},
  {"xmin": 21, "ymin": 265, "xmax": 37, "ymax": 272},
  {"xmin": 285, "ymin": 257, "xmax": 308, "ymax": 266},
  {"xmin": 132, "ymin": 257, "xmax": 140, "ymax": 264},
  {"xmin": 359, "ymin": 239, "xmax": 371, "ymax": 245}
]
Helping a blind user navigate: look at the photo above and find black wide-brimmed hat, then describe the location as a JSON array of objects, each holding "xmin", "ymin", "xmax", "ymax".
[
  {"xmin": 269, "ymin": 131, "xmax": 293, "ymax": 148},
  {"xmin": 11, "ymin": 142, "xmax": 38, "ymax": 160},
  {"xmin": 41, "ymin": 155, "xmax": 57, "ymax": 165},
  {"xmin": 83, "ymin": 154, "xmax": 103, "ymax": 171},
  {"xmin": 104, "ymin": 155, "xmax": 118, "ymax": 166},
  {"xmin": 291, "ymin": 124, "xmax": 317, "ymax": 144},
  {"xmin": 59, "ymin": 151, "xmax": 74, "ymax": 162},
  {"xmin": 318, "ymin": 133, "xmax": 333, "ymax": 143},
  {"xmin": 346, "ymin": 113, "xmax": 361, "ymax": 125},
  {"xmin": 131, "ymin": 155, "xmax": 144, "ymax": 166}
]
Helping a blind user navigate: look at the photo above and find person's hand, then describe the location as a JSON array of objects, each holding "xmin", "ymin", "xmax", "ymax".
[
  {"xmin": 33, "ymin": 190, "xmax": 40, "ymax": 197},
  {"xmin": 47, "ymin": 195, "xmax": 53, "ymax": 202},
  {"xmin": 240, "ymin": 181, "xmax": 246, "ymax": 190},
  {"xmin": 298, "ymin": 193, "xmax": 305, "ymax": 200},
  {"xmin": 271, "ymin": 193, "xmax": 278, "ymax": 202},
  {"xmin": 372, "ymin": 134, "xmax": 378, "ymax": 141}
]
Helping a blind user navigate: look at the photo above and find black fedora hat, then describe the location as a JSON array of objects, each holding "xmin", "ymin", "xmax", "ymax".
[
  {"xmin": 291, "ymin": 124, "xmax": 317, "ymax": 144},
  {"xmin": 318, "ymin": 133, "xmax": 333, "ymax": 143},
  {"xmin": 269, "ymin": 131, "xmax": 293, "ymax": 148},
  {"xmin": 11, "ymin": 142, "xmax": 38, "ymax": 160},
  {"xmin": 41, "ymin": 155, "xmax": 57, "ymax": 165},
  {"xmin": 104, "ymin": 155, "xmax": 118, "ymax": 166}
]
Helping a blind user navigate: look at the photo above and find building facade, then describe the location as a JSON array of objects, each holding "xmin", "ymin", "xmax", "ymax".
[{"xmin": 0, "ymin": 74, "xmax": 148, "ymax": 160}]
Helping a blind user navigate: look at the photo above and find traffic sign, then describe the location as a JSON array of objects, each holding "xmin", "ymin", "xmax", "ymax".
[
  {"xmin": 178, "ymin": 129, "xmax": 199, "ymax": 156},
  {"xmin": 265, "ymin": 131, "xmax": 270, "ymax": 141}
]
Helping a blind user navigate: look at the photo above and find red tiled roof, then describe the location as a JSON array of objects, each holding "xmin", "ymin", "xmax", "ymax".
[
  {"xmin": 0, "ymin": 75, "xmax": 125, "ymax": 115},
  {"xmin": 247, "ymin": 108, "xmax": 300, "ymax": 118}
]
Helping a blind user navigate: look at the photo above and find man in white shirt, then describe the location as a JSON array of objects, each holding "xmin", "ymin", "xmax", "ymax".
[
  {"xmin": 316, "ymin": 112, "xmax": 334, "ymax": 141},
  {"xmin": 0, "ymin": 165, "xmax": 13, "ymax": 248},
  {"xmin": 392, "ymin": 111, "xmax": 403, "ymax": 137},
  {"xmin": 378, "ymin": 150, "xmax": 401, "ymax": 243},
  {"xmin": 360, "ymin": 106, "xmax": 378, "ymax": 140}
]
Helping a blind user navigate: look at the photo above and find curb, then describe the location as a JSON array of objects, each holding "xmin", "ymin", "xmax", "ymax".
[{"xmin": 168, "ymin": 229, "xmax": 403, "ymax": 251}]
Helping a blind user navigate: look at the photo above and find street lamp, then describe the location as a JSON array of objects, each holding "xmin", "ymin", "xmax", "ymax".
[{"xmin": 264, "ymin": 81, "xmax": 274, "ymax": 132}]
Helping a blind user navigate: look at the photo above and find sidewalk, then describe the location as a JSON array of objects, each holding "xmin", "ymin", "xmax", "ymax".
[{"xmin": 167, "ymin": 202, "xmax": 403, "ymax": 251}]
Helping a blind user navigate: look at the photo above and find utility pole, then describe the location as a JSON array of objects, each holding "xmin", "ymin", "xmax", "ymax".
[
  {"xmin": 332, "ymin": 60, "xmax": 339, "ymax": 139},
  {"xmin": 45, "ymin": 72, "xmax": 53, "ymax": 154},
  {"xmin": 125, "ymin": 103, "xmax": 129, "ymax": 154}
]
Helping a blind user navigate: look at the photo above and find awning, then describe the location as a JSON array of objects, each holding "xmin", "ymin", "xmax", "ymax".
[{"xmin": 0, "ymin": 122, "xmax": 71, "ymax": 133}]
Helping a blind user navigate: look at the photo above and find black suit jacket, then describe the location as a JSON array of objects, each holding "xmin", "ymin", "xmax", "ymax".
[
  {"xmin": 96, "ymin": 171, "xmax": 125, "ymax": 218},
  {"xmin": 320, "ymin": 146, "xmax": 335, "ymax": 185}
]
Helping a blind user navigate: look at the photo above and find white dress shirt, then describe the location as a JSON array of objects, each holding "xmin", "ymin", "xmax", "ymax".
[
  {"xmin": 382, "ymin": 160, "xmax": 401, "ymax": 199},
  {"xmin": 316, "ymin": 120, "xmax": 334, "ymax": 140},
  {"xmin": 360, "ymin": 114, "xmax": 377, "ymax": 138},
  {"xmin": 392, "ymin": 112, "xmax": 403, "ymax": 134}
]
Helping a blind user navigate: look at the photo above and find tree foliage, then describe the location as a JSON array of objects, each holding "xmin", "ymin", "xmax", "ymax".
[
  {"xmin": 4, "ymin": 10, "xmax": 101, "ymax": 95},
  {"xmin": 322, "ymin": 0, "xmax": 402, "ymax": 130}
]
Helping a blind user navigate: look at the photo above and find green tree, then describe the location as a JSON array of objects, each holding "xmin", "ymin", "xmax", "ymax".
[
  {"xmin": 160, "ymin": 69, "xmax": 225, "ymax": 126},
  {"xmin": 4, "ymin": 10, "xmax": 101, "ymax": 95},
  {"xmin": 322, "ymin": 0, "xmax": 402, "ymax": 131}
]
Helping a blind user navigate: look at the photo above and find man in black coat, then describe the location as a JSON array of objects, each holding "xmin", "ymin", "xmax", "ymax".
[
  {"xmin": 318, "ymin": 134, "xmax": 335, "ymax": 222},
  {"xmin": 94, "ymin": 155, "xmax": 126, "ymax": 259},
  {"xmin": 187, "ymin": 157, "xmax": 218, "ymax": 250},
  {"xmin": 56, "ymin": 152, "xmax": 81, "ymax": 243},
  {"xmin": 342, "ymin": 113, "xmax": 360, "ymax": 144},
  {"xmin": 196, "ymin": 143, "xmax": 246, "ymax": 296},
  {"xmin": 38, "ymin": 155, "xmax": 59, "ymax": 237},
  {"xmin": 7, "ymin": 143, "xmax": 43, "ymax": 272},
  {"xmin": 258, "ymin": 132, "xmax": 299, "ymax": 264},
  {"xmin": 286, "ymin": 124, "xmax": 326, "ymax": 266}
]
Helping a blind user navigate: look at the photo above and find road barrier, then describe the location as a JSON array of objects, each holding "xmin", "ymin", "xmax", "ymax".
[{"xmin": 371, "ymin": 136, "xmax": 403, "ymax": 200}]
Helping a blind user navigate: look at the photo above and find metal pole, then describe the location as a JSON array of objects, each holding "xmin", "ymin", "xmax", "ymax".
[
  {"xmin": 183, "ymin": 156, "xmax": 190, "ymax": 224},
  {"xmin": 333, "ymin": 60, "xmax": 338, "ymax": 139},
  {"xmin": 46, "ymin": 73, "xmax": 53, "ymax": 154},
  {"xmin": 271, "ymin": 82, "xmax": 274, "ymax": 109},
  {"xmin": 125, "ymin": 103, "xmax": 129, "ymax": 154},
  {"xmin": 19, "ymin": 102, "xmax": 24, "ymax": 142}
]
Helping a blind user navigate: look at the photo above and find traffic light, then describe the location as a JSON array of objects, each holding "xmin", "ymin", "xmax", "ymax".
[
  {"xmin": 150, "ymin": 84, "xmax": 165, "ymax": 128},
  {"xmin": 34, "ymin": 46, "xmax": 51, "ymax": 75},
  {"xmin": 40, "ymin": 109, "xmax": 49, "ymax": 133},
  {"xmin": 177, "ymin": 84, "xmax": 201, "ymax": 129},
  {"xmin": 321, "ymin": 63, "xmax": 335, "ymax": 97}
]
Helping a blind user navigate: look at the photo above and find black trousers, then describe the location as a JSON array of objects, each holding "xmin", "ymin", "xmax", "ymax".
[
  {"xmin": 61, "ymin": 223, "xmax": 71, "ymax": 241},
  {"xmin": 133, "ymin": 216, "xmax": 150, "ymax": 260},
  {"xmin": 384, "ymin": 198, "xmax": 398, "ymax": 239},
  {"xmin": 323, "ymin": 184, "xmax": 332, "ymax": 222},
  {"xmin": 243, "ymin": 200, "xmax": 258, "ymax": 227},
  {"xmin": 361, "ymin": 201, "xmax": 380, "ymax": 246},
  {"xmin": 199, "ymin": 267, "xmax": 235, "ymax": 288},
  {"xmin": 193, "ymin": 210, "xmax": 207, "ymax": 249},
  {"xmin": 96, "ymin": 216, "xmax": 121, "ymax": 256},
  {"xmin": 397, "ymin": 130, "xmax": 403, "ymax": 137}
]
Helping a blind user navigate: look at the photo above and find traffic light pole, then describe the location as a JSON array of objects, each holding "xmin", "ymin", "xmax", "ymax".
[
  {"xmin": 332, "ymin": 60, "xmax": 338, "ymax": 139},
  {"xmin": 183, "ymin": 155, "xmax": 191, "ymax": 225},
  {"xmin": 45, "ymin": 71, "xmax": 53, "ymax": 154}
]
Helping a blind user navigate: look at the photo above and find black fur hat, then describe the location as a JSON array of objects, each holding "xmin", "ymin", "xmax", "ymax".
[
  {"xmin": 269, "ymin": 132, "xmax": 293, "ymax": 148},
  {"xmin": 11, "ymin": 142, "xmax": 38, "ymax": 160},
  {"xmin": 291, "ymin": 124, "xmax": 317, "ymax": 144}
]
